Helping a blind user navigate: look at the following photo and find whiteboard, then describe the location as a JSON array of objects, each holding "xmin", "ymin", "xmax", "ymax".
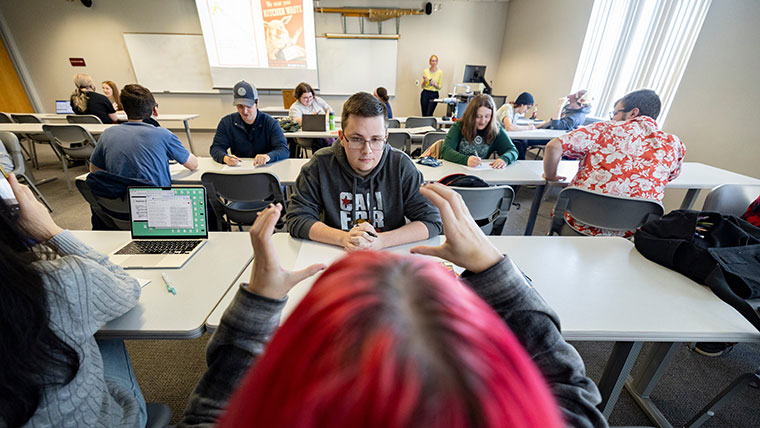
[
  {"xmin": 316, "ymin": 38, "xmax": 397, "ymax": 96},
  {"xmin": 123, "ymin": 33, "xmax": 215, "ymax": 93}
]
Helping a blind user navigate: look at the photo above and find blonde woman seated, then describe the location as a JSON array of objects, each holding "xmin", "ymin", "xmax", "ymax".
[{"xmin": 441, "ymin": 95, "xmax": 518, "ymax": 169}]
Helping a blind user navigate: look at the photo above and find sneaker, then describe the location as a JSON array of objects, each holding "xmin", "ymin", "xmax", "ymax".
[{"xmin": 694, "ymin": 342, "xmax": 736, "ymax": 357}]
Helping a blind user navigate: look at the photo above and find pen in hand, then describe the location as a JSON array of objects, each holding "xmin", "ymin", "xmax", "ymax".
[{"xmin": 161, "ymin": 272, "xmax": 176, "ymax": 295}]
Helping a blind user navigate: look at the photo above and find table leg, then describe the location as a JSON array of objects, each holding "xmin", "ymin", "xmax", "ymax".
[
  {"xmin": 679, "ymin": 189, "xmax": 700, "ymax": 209},
  {"xmin": 624, "ymin": 342, "xmax": 679, "ymax": 428},
  {"xmin": 183, "ymin": 120, "xmax": 196, "ymax": 155},
  {"xmin": 523, "ymin": 184, "xmax": 547, "ymax": 235},
  {"xmin": 597, "ymin": 341, "xmax": 643, "ymax": 417}
]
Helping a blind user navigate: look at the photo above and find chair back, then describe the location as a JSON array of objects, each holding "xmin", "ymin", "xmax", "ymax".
[
  {"xmin": 0, "ymin": 112, "xmax": 13, "ymax": 123},
  {"xmin": 76, "ymin": 179, "xmax": 131, "ymax": 230},
  {"xmin": 549, "ymin": 187, "xmax": 664, "ymax": 236},
  {"xmin": 387, "ymin": 118, "xmax": 401, "ymax": 128},
  {"xmin": 10, "ymin": 114, "xmax": 42, "ymax": 124},
  {"xmin": 67, "ymin": 114, "xmax": 103, "ymax": 124},
  {"xmin": 201, "ymin": 172, "xmax": 285, "ymax": 229},
  {"xmin": 491, "ymin": 95, "xmax": 507, "ymax": 108},
  {"xmin": 386, "ymin": 131, "xmax": 411, "ymax": 153},
  {"xmin": 282, "ymin": 89, "xmax": 296, "ymax": 109},
  {"xmin": 449, "ymin": 185, "xmax": 514, "ymax": 235},
  {"xmin": 0, "ymin": 131, "xmax": 23, "ymax": 175},
  {"xmin": 702, "ymin": 184, "xmax": 760, "ymax": 217},
  {"xmin": 405, "ymin": 116, "xmax": 438, "ymax": 129},
  {"xmin": 42, "ymin": 124, "xmax": 97, "ymax": 160},
  {"xmin": 422, "ymin": 131, "xmax": 447, "ymax": 152}
]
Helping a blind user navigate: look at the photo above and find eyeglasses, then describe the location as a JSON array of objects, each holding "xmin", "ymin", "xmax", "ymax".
[
  {"xmin": 344, "ymin": 135, "xmax": 386, "ymax": 150},
  {"xmin": 609, "ymin": 108, "xmax": 630, "ymax": 119}
]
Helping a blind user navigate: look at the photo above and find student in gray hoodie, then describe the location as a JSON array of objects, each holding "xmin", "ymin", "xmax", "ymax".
[{"xmin": 286, "ymin": 92, "xmax": 442, "ymax": 251}]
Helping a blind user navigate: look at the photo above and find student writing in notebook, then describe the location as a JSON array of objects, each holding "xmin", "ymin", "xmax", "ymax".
[
  {"xmin": 441, "ymin": 94, "xmax": 518, "ymax": 169},
  {"xmin": 209, "ymin": 80, "xmax": 289, "ymax": 167},
  {"xmin": 286, "ymin": 92, "xmax": 441, "ymax": 251}
]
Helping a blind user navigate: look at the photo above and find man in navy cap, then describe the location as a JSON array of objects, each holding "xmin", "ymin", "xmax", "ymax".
[{"xmin": 210, "ymin": 80, "xmax": 289, "ymax": 166}]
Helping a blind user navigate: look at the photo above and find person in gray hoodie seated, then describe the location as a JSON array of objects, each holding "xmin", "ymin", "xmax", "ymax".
[
  {"xmin": 286, "ymin": 92, "xmax": 442, "ymax": 251},
  {"xmin": 538, "ymin": 89, "xmax": 592, "ymax": 130}
]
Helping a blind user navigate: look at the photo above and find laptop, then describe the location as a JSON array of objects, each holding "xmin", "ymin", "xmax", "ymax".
[
  {"xmin": 56, "ymin": 100, "xmax": 74, "ymax": 114},
  {"xmin": 110, "ymin": 186, "xmax": 208, "ymax": 269},
  {"xmin": 301, "ymin": 114, "xmax": 326, "ymax": 131}
]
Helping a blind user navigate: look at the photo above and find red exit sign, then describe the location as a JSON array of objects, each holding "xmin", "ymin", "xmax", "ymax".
[{"xmin": 69, "ymin": 58, "xmax": 86, "ymax": 67}]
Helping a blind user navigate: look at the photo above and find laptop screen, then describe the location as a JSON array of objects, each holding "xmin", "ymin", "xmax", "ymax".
[
  {"xmin": 56, "ymin": 100, "xmax": 74, "ymax": 114},
  {"xmin": 128, "ymin": 187, "xmax": 208, "ymax": 239}
]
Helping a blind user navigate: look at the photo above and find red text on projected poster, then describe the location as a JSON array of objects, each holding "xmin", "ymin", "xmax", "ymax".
[{"xmin": 261, "ymin": 0, "xmax": 306, "ymax": 68}]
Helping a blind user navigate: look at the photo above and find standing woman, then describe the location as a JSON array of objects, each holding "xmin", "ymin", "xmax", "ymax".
[
  {"xmin": 374, "ymin": 87, "xmax": 393, "ymax": 118},
  {"xmin": 70, "ymin": 73, "xmax": 118, "ymax": 124},
  {"xmin": 441, "ymin": 94, "xmax": 518, "ymax": 169},
  {"xmin": 420, "ymin": 54, "xmax": 442, "ymax": 116},
  {"xmin": 102, "ymin": 80, "xmax": 123, "ymax": 112}
]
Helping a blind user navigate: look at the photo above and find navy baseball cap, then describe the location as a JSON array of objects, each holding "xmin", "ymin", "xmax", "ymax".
[{"xmin": 233, "ymin": 81, "xmax": 258, "ymax": 107}]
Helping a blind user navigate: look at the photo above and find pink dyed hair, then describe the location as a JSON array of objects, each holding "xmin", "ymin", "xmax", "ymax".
[{"xmin": 219, "ymin": 251, "xmax": 563, "ymax": 428}]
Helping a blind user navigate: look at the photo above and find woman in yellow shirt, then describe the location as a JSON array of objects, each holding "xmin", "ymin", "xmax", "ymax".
[{"xmin": 420, "ymin": 55, "xmax": 442, "ymax": 116}]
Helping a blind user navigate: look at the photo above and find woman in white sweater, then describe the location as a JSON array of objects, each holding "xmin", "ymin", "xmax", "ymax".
[{"xmin": 0, "ymin": 174, "xmax": 145, "ymax": 427}]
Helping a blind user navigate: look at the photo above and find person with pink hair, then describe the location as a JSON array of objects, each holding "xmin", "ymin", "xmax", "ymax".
[{"xmin": 179, "ymin": 183, "xmax": 606, "ymax": 428}]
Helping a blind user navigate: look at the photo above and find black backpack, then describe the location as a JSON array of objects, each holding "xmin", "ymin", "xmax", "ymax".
[{"xmin": 438, "ymin": 173, "xmax": 489, "ymax": 188}]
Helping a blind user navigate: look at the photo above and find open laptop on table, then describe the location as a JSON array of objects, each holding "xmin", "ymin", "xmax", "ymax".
[
  {"xmin": 56, "ymin": 100, "xmax": 74, "ymax": 114},
  {"xmin": 301, "ymin": 114, "xmax": 326, "ymax": 131},
  {"xmin": 110, "ymin": 186, "xmax": 208, "ymax": 269}
]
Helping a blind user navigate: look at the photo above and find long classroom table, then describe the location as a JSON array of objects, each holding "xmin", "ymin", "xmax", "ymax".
[
  {"xmin": 206, "ymin": 234, "xmax": 760, "ymax": 420},
  {"xmin": 73, "ymin": 230, "xmax": 252, "ymax": 340}
]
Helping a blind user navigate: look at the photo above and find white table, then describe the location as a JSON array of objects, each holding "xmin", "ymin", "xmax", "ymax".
[
  {"xmin": 169, "ymin": 157, "xmax": 309, "ymax": 185},
  {"xmin": 0, "ymin": 122, "xmax": 113, "ymax": 135},
  {"xmin": 205, "ymin": 234, "xmax": 760, "ymax": 419},
  {"xmin": 506, "ymin": 129, "xmax": 566, "ymax": 140},
  {"xmin": 33, "ymin": 113, "xmax": 201, "ymax": 154},
  {"xmin": 259, "ymin": 106, "xmax": 290, "ymax": 116},
  {"xmin": 394, "ymin": 116, "xmax": 454, "ymax": 127},
  {"xmin": 283, "ymin": 126, "xmax": 436, "ymax": 140},
  {"xmin": 72, "ymin": 230, "xmax": 252, "ymax": 339}
]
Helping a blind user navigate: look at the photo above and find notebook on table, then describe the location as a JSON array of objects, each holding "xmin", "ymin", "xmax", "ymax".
[
  {"xmin": 110, "ymin": 186, "xmax": 208, "ymax": 269},
  {"xmin": 301, "ymin": 114, "xmax": 326, "ymax": 131}
]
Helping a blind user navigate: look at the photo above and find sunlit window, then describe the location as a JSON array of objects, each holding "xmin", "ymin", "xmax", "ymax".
[{"xmin": 570, "ymin": 0, "xmax": 711, "ymax": 125}]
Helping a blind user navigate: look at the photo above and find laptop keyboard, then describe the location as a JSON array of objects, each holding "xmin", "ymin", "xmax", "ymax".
[{"xmin": 115, "ymin": 240, "xmax": 202, "ymax": 255}]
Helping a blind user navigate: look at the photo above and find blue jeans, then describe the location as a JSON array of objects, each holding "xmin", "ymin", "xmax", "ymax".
[{"xmin": 97, "ymin": 339, "xmax": 148, "ymax": 427}]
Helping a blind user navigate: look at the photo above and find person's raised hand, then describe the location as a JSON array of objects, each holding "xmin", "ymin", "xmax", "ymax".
[
  {"xmin": 411, "ymin": 183, "xmax": 502, "ymax": 274},
  {"xmin": 467, "ymin": 156, "xmax": 482, "ymax": 167},
  {"xmin": 247, "ymin": 203, "xmax": 326, "ymax": 299},
  {"xmin": 490, "ymin": 158, "xmax": 507, "ymax": 169},
  {"xmin": 223, "ymin": 155, "xmax": 241, "ymax": 166},
  {"xmin": 253, "ymin": 154, "xmax": 270, "ymax": 167},
  {"xmin": 8, "ymin": 174, "xmax": 62, "ymax": 242}
]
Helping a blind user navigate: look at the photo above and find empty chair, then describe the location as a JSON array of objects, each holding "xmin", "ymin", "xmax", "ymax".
[
  {"xmin": 422, "ymin": 131, "xmax": 447, "ymax": 153},
  {"xmin": 549, "ymin": 187, "xmax": 664, "ymax": 236},
  {"xmin": 702, "ymin": 184, "xmax": 760, "ymax": 216},
  {"xmin": 10, "ymin": 113, "xmax": 54, "ymax": 168},
  {"xmin": 76, "ymin": 170, "xmax": 153, "ymax": 230},
  {"xmin": 42, "ymin": 124, "xmax": 98, "ymax": 191},
  {"xmin": 67, "ymin": 114, "xmax": 103, "ymax": 124},
  {"xmin": 387, "ymin": 118, "xmax": 401, "ymax": 128},
  {"xmin": 201, "ymin": 172, "xmax": 286, "ymax": 231},
  {"xmin": 449, "ymin": 185, "xmax": 514, "ymax": 235},
  {"xmin": 0, "ymin": 131, "xmax": 52, "ymax": 212},
  {"xmin": 405, "ymin": 116, "xmax": 438, "ymax": 130},
  {"xmin": 0, "ymin": 112, "xmax": 13, "ymax": 123},
  {"xmin": 387, "ymin": 131, "xmax": 411, "ymax": 154}
]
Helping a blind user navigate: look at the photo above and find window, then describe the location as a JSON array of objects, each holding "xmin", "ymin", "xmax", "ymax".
[{"xmin": 570, "ymin": 0, "xmax": 711, "ymax": 125}]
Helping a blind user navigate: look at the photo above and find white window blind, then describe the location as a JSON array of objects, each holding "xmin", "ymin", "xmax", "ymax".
[{"xmin": 570, "ymin": 0, "xmax": 711, "ymax": 125}]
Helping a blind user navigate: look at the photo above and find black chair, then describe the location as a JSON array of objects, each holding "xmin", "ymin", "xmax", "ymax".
[
  {"xmin": 0, "ymin": 112, "xmax": 13, "ymax": 123},
  {"xmin": 42, "ymin": 124, "xmax": 97, "ymax": 191},
  {"xmin": 201, "ymin": 172, "xmax": 286, "ymax": 231},
  {"xmin": 387, "ymin": 118, "xmax": 401, "ymax": 128},
  {"xmin": 67, "ymin": 114, "xmax": 103, "ymax": 124},
  {"xmin": 10, "ymin": 113, "xmax": 56, "ymax": 168},
  {"xmin": 0, "ymin": 131, "xmax": 52, "ymax": 212},
  {"xmin": 405, "ymin": 116, "xmax": 438, "ymax": 130},
  {"xmin": 77, "ymin": 170, "xmax": 153, "ymax": 230},
  {"xmin": 422, "ymin": 131, "xmax": 447, "ymax": 153},
  {"xmin": 450, "ymin": 185, "xmax": 515, "ymax": 235}
]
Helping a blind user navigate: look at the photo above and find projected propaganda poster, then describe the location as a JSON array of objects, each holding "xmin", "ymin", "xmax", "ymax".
[{"xmin": 261, "ymin": 0, "xmax": 307, "ymax": 68}]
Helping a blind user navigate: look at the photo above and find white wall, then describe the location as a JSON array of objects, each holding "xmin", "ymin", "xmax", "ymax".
[{"xmin": 0, "ymin": 0, "xmax": 510, "ymax": 129}]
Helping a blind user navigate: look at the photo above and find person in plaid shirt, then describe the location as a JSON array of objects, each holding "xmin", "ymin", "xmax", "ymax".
[{"xmin": 543, "ymin": 89, "xmax": 686, "ymax": 236}]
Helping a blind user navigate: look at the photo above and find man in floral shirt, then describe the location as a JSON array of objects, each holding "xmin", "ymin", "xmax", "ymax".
[{"xmin": 543, "ymin": 89, "xmax": 686, "ymax": 236}]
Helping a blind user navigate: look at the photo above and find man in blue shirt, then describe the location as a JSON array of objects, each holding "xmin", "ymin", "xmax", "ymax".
[
  {"xmin": 89, "ymin": 84, "xmax": 198, "ymax": 186},
  {"xmin": 209, "ymin": 80, "xmax": 290, "ymax": 166}
]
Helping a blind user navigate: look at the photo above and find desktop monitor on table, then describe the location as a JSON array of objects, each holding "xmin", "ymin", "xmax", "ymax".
[{"xmin": 462, "ymin": 65, "xmax": 491, "ymax": 95}]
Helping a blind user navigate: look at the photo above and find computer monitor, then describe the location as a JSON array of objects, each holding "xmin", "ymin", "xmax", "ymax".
[
  {"xmin": 463, "ymin": 65, "xmax": 487, "ymax": 83},
  {"xmin": 56, "ymin": 100, "xmax": 74, "ymax": 114}
]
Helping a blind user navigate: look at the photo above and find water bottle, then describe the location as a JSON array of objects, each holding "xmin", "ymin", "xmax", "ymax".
[
  {"xmin": 329, "ymin": 112, "xmax": 335, "ymax": 130},
  {"xmin": 531, "ymin": 107, "xmax": 538, "ymax": 120}
]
